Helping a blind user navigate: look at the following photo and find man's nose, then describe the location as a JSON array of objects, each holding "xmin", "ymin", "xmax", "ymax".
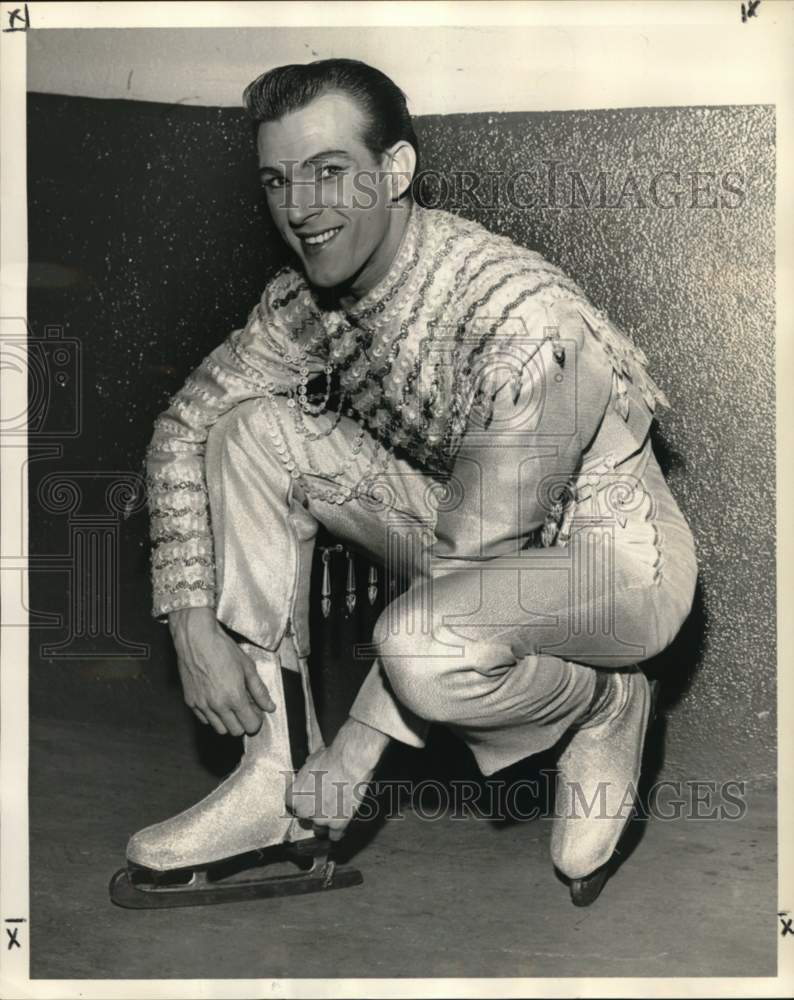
[{"xmin": 285, "ymin": 179, "xmax": 323, "ymax": 227}]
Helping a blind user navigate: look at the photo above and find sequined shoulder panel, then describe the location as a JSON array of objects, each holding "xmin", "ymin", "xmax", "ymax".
[
  {"xmin": 256, "ymin": 267, "xmax": 330, "ymax": 362},
  {"xmin": 429, "ymin": 210, "xmax": 670, "ymax": 415},
  {"xmin": 540, "ymin": 286, "xmax": 671, "ymax": 420},
  {"xmin": 267, "ymin": 267, "xmax": 306, "ymax": 310}
]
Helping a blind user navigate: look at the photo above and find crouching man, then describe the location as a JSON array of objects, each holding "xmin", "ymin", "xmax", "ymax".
[{"xmin": 117, "ymin": 58, "xmax": 696, "ymax": 908}]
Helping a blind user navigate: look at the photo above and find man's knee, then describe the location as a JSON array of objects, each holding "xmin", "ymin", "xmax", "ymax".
[
  {"xmin": 373, "ymin": 599, "xmax": 475, "ymax": 725},
  {"xmin": 206, "ymin": 398, "xmax": 298, "ymax": 486},
  {"xmin": 207, "ymin": 398, "xmax": 266, "ymax": 454}
]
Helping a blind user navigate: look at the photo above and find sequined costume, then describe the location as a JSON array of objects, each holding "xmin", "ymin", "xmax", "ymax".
[{"xmin": 133, "ymin": 203, "xmax": 697, "ymax": 879}]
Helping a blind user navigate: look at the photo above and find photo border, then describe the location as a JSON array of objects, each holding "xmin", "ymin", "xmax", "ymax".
[{"xmin": 2, "ymin": 2, "xmax": 792, "ymax": 997}]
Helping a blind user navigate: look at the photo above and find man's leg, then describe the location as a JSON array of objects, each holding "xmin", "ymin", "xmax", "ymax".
[
  {"xmin": 128, "ymin": 396, "xmax": 438, "ymax": 867},
  {"xmin": 207, "ymin": 396, "xmax": 439, "ymax": 748},
  {"xmin": 365, "ymin": 506, "xmax": 681, "ymax": 881}
]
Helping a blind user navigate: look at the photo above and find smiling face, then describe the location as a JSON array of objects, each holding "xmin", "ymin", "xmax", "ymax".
[{"xmin": 256, "ymin": 91, "xmax": 415, "ymax": 299}]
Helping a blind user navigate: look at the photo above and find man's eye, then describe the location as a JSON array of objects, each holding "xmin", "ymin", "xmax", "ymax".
[{"xmin": 318, "ymin": 164, "xmax": 345, "ymax": 180}]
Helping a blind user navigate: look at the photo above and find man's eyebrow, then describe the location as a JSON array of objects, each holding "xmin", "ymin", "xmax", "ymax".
[
  {"xmin": 304, "ymin": 149, "xmax": 353, "ymax": 164},
  {"xmin": 258, "ymin": 150, "xmax": 353, "ymax": 175}
]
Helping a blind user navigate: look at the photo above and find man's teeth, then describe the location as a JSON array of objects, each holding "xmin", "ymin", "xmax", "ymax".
[{"xmin": 304, "ymin": 227, "xmax": 342, "ymax": 246}]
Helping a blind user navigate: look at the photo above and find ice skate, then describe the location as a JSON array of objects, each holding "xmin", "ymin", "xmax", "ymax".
[
  {"xmin": 551, "ymin": 669, "xmax": 658, "ymax": 907},
  {"xmin": 109, "ymin": 641, "xmax": 363, "ymax": 908}
]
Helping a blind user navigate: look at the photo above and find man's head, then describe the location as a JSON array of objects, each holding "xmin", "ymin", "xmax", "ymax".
[{"xmin": 243, "ymin": 59, "xmax": 419, "ymax": 295}]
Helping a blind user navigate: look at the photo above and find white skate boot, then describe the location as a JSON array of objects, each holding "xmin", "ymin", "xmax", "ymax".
[
  {"xmin": 109, "ymin": 639, "xmax": 363, "ymax": 908},
  {"xmin": 551, "ymin": 668, "xmax": 658, "ymax": 906}
]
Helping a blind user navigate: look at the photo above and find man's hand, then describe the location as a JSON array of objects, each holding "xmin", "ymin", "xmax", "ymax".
[
  {"xmin": 286, "ymin": 718, "xmax": 390, "ymax": 841},
  {"xmin": 168, "ymin": 606, "xmax": 275, "ymax": 736}
]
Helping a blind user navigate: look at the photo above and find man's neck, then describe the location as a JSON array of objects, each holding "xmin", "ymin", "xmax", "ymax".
[{"xmin": 337, "ymin": 200, "xmax": 413, "ymax": 311}]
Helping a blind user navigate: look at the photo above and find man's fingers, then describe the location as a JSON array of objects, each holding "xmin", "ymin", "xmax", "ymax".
[
  {"xmin": 193, "ymin": 706, "xmax": 210, "ymax": 726},
  {"xmin": 285, "ymin": 780, "xmax": 312, "ymax": 819},
  {"xmin": 233, "ymin": 702, "xmax": 263, "ymax": 736},
  {"xmin": 219, "ymin": 707, "xmax": 244, "ymax": 737},
  {"xmin": 243, "ymin": 663, "xmax": 276, "ymax": 713},
  {"xmin": 204, "ymin": 707, "xmax": 228, "ymax": 736}
]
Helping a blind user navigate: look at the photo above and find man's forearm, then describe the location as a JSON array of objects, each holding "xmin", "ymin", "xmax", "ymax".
[{"xmin": 336, "ymin": 717, "xmax": 392, "ymax": 772}]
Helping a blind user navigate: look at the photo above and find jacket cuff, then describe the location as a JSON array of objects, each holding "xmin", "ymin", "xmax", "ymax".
[
  {"xmin": 349, "ymin": 659, "xmax": 429, "ymax": 749},
  {"xmin": 152, "ymin": 589, "xmax": 216, "ymax": 622}
]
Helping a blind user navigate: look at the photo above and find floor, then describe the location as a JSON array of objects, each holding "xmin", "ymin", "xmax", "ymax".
[{"xmin": 28, "ymin": 712, "xmax": 777, "ymax": 981}]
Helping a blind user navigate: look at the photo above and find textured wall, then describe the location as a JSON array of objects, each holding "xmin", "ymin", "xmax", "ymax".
[
  {"xmin": 413, "ymin": 107, "xmax": 777, "ymax": 784},
  {"xmin": 26, "ymin": 95, "xmax": 775, "ymax": 783}
]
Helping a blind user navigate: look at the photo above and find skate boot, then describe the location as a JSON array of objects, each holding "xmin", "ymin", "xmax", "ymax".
[
  {"xmin": 550, "ymin": 667, "xmax": 657, "ymax": 907},
  {"xmin": 109, "ymin": 639, "xmax": 363, "ymax": 908}
]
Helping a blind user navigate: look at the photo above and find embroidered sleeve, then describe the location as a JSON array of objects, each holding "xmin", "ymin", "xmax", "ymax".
[{"xmin": 146, "ymin": 276, "xmax": 324, "ymax": 619}]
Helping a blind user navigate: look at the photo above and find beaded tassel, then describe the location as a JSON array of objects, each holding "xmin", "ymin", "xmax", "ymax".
[
  {"xmin": 542, "ymin": 324, "xmax": 566, "ymax": 369},
  {"xmin": 345, "ymin": 550, "xmax": 357, "ymax": 617},
  {"xmin": 368, "ymin": 564, "xmax": 378, "ymax": 605},
  {"xmin": 321, "ymin": 548, "xmax": 332, "ymax": 619}
]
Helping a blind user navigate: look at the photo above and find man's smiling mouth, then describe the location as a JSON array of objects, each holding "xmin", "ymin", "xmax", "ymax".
[{"xmin": 300, "ymin": 226, "xmax": 343, "ymax": 247}]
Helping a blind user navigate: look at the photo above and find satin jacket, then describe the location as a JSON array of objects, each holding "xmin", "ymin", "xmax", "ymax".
[{"xmin": 146, "ymin": 204, "xmax": 670, "ymax": 619}]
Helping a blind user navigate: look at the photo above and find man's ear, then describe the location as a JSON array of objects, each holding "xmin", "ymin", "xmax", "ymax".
[{"xmin": 383, "ymin": 140, "xmax": 417, "ymax": 200}]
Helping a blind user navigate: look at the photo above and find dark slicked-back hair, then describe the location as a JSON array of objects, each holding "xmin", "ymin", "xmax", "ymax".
[{"xmin": 243, "ymin": 58, "xmax": 420, "ymax": 168}]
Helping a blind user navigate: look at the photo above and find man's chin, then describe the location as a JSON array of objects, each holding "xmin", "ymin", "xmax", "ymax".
[
  {"xmin": 304, "ymin": 270, "xmax": 342, "ymax": 289},
  {"xmin": 302, "ymin": 262, "xmax": 351, "ymax": 292}
]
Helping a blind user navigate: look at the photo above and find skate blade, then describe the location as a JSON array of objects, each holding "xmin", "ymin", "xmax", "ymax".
[
  {"xmin": 569, "ymin": 861, "xmax": 611, "ymax": 907},
  {"xmin": 109, "ymin": 841, "xmax": 363, "ymax": 909}
]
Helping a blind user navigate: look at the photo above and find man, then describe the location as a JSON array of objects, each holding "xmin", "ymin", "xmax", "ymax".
[{"xmin": 123, "ymin": 59, "xmax": 697, "ymax": 904}]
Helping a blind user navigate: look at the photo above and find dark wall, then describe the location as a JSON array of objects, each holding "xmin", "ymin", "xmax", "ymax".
[{"xmin": 26, "ymin": 94, "xmax": 775, "ymax": 784}]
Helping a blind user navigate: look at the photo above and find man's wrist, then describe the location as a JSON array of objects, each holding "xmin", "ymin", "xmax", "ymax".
[
  {"xmin": 339, "ymin": 717, "xmax": 391, "ymax": 771},
  {"xmin": 168, "ymin": 605, "xmax": 217, "ymax": 631}
]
